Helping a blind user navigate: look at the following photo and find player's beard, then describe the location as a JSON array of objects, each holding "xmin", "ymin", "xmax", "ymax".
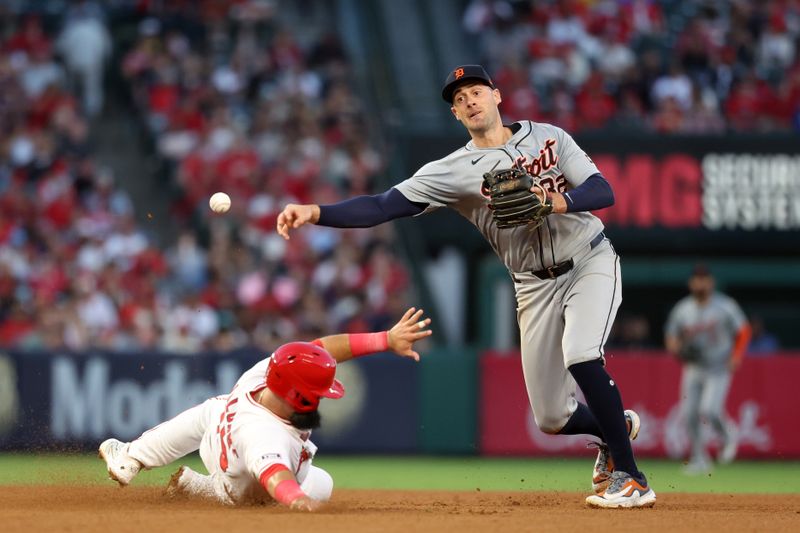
[
  {"xmin": 289, "ymin": 410, "xmax": 322, "ymax": 430},
  {"xmin": 466, "ymin": 109, "xmax": 498, "ymax": 136}
]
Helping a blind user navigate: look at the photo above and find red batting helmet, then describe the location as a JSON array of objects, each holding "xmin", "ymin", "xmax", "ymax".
[{"xmin": 266, "ymin": 342, "xmax": 345, "ymax": 413}]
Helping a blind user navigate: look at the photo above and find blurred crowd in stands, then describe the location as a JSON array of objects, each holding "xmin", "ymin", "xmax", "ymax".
[
  {"xmin": 0, "ymin": 0, "xmax": 410, "ymax": 353},
  {"xmin": 464, "ymin": 0, "xmax": 800, "ymax": 132},
  {"xmin": 0, "ymin": 0, "xmax": 794, "ymax": 354}
]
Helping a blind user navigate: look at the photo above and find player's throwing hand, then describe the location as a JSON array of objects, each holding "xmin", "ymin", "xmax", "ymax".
[
  {"xmin": 387, "ymin": 307, "xmax": 433, "ymax": 362},
  {"xmin": 277, "ymin": 204, "xmax": 320, "ymax": 240}
]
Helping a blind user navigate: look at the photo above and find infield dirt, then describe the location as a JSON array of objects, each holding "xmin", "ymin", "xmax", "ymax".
[{"xmin": 3, "ymin": 486, "xmax": 798, "ymax": 532}]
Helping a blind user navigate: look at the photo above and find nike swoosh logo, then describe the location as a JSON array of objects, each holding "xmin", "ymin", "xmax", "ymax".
[{"xmin": 471, "ymin": 155, "xmax": 487, "ymax": 165}]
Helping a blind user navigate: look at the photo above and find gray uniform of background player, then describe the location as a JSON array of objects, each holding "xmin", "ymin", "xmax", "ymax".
[
  {"xmin": 395, "ymin": 120, "xmax": 620, "ymax": 433},
  {"xmin": 665, "ymin": 292, "xmax": 747, "ymax": 464}
]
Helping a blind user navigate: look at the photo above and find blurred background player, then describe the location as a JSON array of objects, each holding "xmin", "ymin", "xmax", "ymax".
[
  {"xmin": 99, "ymin": 308, "xmax": 432, "ymax": 510},
  {"xmin": 665, "ymin": 265, "xmax": 752, "ymax": 474}
]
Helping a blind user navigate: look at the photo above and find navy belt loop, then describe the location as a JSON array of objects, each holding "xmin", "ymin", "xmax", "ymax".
[{"xmin": 590, "ymin": 231, "xmax": 606, "ymax": 250}]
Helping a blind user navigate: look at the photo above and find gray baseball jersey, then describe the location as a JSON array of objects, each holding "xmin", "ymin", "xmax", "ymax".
[
  {"xmin": 665, "ymin": 293, "xmax": 747, "ymax": 371},
  {"xmin": 395, "ymin": 120, "xmax": 619, "ymax": 433},
  {"xmin": 394, "ymin": 120, "xmax": 604, "ymax": 273}
]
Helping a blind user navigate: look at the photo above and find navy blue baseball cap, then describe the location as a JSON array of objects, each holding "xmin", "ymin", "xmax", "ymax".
[{"xmin": 442, "ymin": 65, "xmax": 495, "ymax": 103}]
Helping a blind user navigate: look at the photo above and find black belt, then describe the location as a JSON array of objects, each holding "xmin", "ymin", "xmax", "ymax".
[{"xmin": 526, "ymin": 232, "xmax": 606, "ymax": 281}]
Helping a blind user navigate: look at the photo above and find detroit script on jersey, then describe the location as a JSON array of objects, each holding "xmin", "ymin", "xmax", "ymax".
[{"xmin": 395, "ymin": 120, "xmax": 605, "ymax": 272}]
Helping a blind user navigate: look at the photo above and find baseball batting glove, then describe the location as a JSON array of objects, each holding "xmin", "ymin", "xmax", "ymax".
[{"xmin": 482, "ymin": 164, "xmax": 553, "ymax": 229}]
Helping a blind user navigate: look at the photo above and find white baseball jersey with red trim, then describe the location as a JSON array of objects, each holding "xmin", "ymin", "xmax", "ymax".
[{"xmin": 199, "ymin": 358, "xmax": 317, "ymax": 503}]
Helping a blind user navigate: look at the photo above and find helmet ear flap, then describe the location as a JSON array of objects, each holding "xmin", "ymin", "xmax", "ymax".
[
  {"xmin": 296, "ymin": 394, "xmax": 317, "ymax": 411},
  {"xmin": 281, "ymin": 385, "xmax": 320, "ymax": 413}
]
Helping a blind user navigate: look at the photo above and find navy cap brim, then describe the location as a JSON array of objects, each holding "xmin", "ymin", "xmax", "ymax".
[
  {"xmin": 442, "ymin": 65, "xmax": 495, "ymax": 103},
  {"xmin": 442, "ymin": 77, "xmax": 494, "ymax": 103}
]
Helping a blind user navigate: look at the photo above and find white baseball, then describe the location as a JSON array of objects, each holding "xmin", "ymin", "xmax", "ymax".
[{"xmin": 209, "ymin": 192, "xmax": 231, "ymax": 213}]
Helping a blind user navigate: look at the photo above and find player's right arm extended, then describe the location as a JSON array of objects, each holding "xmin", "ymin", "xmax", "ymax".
[
  {"xmin": 277, "ymin": 188, "xmax": 426, "ymax": 239},
  {"xmin": 260, "ymin": 464, "xmax": 321, "ymax": 511},
  {"xmin": 313, "ymin": 307, "xmax": 432, "ymax": 363}
]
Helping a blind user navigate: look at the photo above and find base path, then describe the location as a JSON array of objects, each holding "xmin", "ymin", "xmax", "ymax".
[{"xmin": 3, "ymin": 486, "xmax": 798, "ymax": 532}]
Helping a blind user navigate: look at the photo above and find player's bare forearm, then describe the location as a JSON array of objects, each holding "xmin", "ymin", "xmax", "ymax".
[
  {"xmin": 316, "ymin": 308, "xmax": 432, "ymax": 363},
  {"xmin": 529, "ymin": 188, "xmax": 567, "ymax": 214},
  {"xmin": 549, "ymin": 192, "xmax": 568, "ymax": 214},
  {"xmin": 316, "ymin": 334, "xmax": 353, "ymax": 362}
]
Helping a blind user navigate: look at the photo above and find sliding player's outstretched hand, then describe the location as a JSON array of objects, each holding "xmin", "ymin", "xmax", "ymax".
[{"xmin": 387, "ymin": 307, "xmax": 432, "ymax": 362}]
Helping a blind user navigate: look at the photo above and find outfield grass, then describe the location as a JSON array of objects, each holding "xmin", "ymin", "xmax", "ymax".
[{"xmin": 1, "ymin": 453, "xmax": 799, "ymax": 494}]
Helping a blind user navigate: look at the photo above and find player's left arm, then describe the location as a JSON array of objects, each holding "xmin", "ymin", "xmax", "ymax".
[
  {"xmin": 312, "ymin": 307, "xmax": 432, "ymax": 363},
  {"xmin": 542, "ymin": 128, "xmax": 614, "ymax": 214},
  {"xmin": 727, "ymin": 300, "xmax": 752, "ymax": 371},
  {"xmin": 248, "ymin": 436, "xmax": 319, "ymax": 511},
  {"xmin": 260, "ymin": 464, "xmax": 321, "ymax": 512}
]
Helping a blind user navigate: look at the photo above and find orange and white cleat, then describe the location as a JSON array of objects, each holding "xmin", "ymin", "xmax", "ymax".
[
  {"xmin": 586, "ymin": 470, "xmax": 656, "ymax": 509},
  {"xmin": 590, "ymin": 409, "xmax": 641, "ymax": 494}
]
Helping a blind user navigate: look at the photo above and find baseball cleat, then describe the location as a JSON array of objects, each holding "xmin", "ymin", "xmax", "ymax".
[
  {"xmin": 586, "ymin": 470, "xmax": 656, "ymax": 509},
  {"xmin": 624, "ymin": 409, "xmax": 640, "ymax": 441},
  {"xmin": 590, "ymin": 409, "xmax": 641, "ymax": 493},
  {"xmin": 590, "ymin": 442, "xmax": 612, "ymax": 494},
  {"xmin": 165, "ymin": 465, "xmax": 190, "ymax": 497},
  {"xmin": 98, "ymin": 438, "xmax": 142, "ymax": 486},
  {"xmin": 682, "ymin": 457, "xmax": 713, "ymax": 475},
  {"xmin": 718, "ymin": 432, "xmax": 738, "ymax": 465},
  {"xmin": 165, "ymin": 465, "xmax": 231, "ymax": 504}
]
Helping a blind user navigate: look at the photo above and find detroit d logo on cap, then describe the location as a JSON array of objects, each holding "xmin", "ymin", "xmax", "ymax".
[{"xmin": 454, "ymin": 68, "xmax": 464, "ymax": 79}]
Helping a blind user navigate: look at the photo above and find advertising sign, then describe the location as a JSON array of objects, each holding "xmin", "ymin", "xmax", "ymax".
[
  {"xmin": 0, "ymin": 351, "xmax": 419, "ymax": 453},
  {"xmin": 480, "ymin": 351, "xmax": 799, "ymax": 458}
]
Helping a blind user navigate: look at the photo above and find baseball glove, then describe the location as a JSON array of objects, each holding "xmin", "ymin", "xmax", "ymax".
[
  {"xmin": 678, "ymin": 342, "xmax": 703, "ymax": 364},
  {"xmin": 482, "ymin": 165, "xmax": 553, "ymax": 229}
]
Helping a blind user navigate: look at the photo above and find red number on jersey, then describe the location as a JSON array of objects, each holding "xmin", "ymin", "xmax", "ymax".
[{"xmin": 217, "ymin": 397, "xmax": 239, "ymax": 472}]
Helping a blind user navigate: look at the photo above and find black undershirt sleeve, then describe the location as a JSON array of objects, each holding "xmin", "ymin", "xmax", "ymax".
[{"xmin": 317, "ymin": 188, "xmax": 427, "ymax": 228}]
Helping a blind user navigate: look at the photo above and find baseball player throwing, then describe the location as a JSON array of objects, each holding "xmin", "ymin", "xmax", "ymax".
[
  {"xmin": 665, "ymin": 265, "xmax": 752, "ymax": 474},
  {"xmin": 99, "ymin": 308, "xmax": 432, "ymax": 511},
  {"xmin": 277, "ymin": 65, "xmax": 654, "ymax": 508}
]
